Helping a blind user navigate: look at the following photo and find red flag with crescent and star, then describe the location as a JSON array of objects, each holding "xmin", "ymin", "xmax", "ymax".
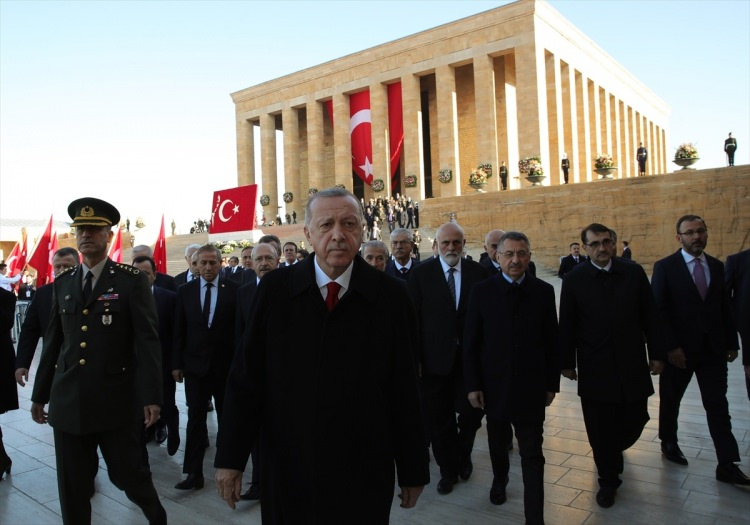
[
  {"xmin": 107, "ymin": 227, "xmax": 122, "ymax": 263},
  {"xmin": 5, "ymin": 231, "xmax": 27, "ymax": 276},
  {"xmin": 350, "ymin": 90, "xmax": 374, "ymax": 185},
  {"xmin": 153, "ymin": 215, "xmax": 168, "ymax": 274},
  {"xmin": 210, "ymin": 184, "xmax": 258, "ymax": 235},
  {"xmin": 27, "ymin": 214, "xmax": 54, "ymax": 287}
]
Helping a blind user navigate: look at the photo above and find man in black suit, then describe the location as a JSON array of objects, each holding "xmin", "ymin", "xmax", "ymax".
[
  {"xmin": 408, "ymin": 222, "xmax": 487, "ymax": 495},
  {"xmin": 173, "ymin": 244, "xmax": 239, "ymax": 490},
  {"xmin": 173, "ymin": 244, "xmax": 202, "ymax": 287},
  {"xmin": 131, "ymin": 245, "xmax": 176, "ymax": 291},
  {"xmin": 133, "ymin": 255, "xmax": 179, "ymax": 456},
  {"xmin": 652, "ymin": 215, "xmax": 749, "ymax": 485},
  {"xmin": 215, "ymin": 188, "xmax": 429, "ymax": 522},
  {"xmin": 481, "ymin": 229, "xmax": 537, "ymax": 279},
  {"xmin": 637, "ymin": 142, "xmax": 648, "ymax": 176},
  {"xmin": 362, "ymin": 241, "xmax": 389, "ymax": 272},
  {"xmin": 385, "ymin": 228, "xmax": 420, "ymax": 279},
  {"xmin": 30, "ymin": 197, "xmax": 165, "ymax": 525},
  {"xmin": 725, "ymin": 248, "xmax": 750, "ymax": 400},
  {"xmin": 724, "ymin": 132, "xmax": 737, "ymax": 166},
  {"xmin": 464, "ymin": 231, "xmax": 558, "ymax": 523},
  {"xmin": 621, "ymin": 241, "xmax": 632, "ymax": 260},
  {"xmin": 221, "ymin": 256, "xmax": 244, "ymax": 283},
  {"xmin": 557, "ymin": 242, "xmax": 585, "ymax": 278},
  {"xmin": 15, "ymin": 247, "xmax": 79, "ymax": 387},
  {"xmin": 281, "ymin": 242, "xmax": 298, "ymax": 267},
  {"xmin": 559, "ymin": 223, "xmax": 664, "ymax": 508}
]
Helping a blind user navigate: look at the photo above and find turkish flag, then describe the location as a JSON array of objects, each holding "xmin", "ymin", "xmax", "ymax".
[
  {"xmin": 153, "ymin": 215, "xmax": 168, "ymax": 274},
  {"xmin": 5, "ymin": 232, "xmax": 27, "ymax": 276},
  {"xmin": 210, "ymin": 184, "xmax": 258, "ymax": 235},
  {"xmin": 350, "ymin": 90, "xmax": 374, "ymax": 185},
  {"xmin": 47, "ymin": 232, "xmax": 59, "ymax": 282},
  {"xmin": 27, "ymin": 215, "xmax": 54, "ymax": 287},
  {"xmin": 108, "ymin": 227, "xmax": 122, "ymax": 263},
  {"xmin": 388, "ymin": 82, "xmax": 403, "ymax": 190}
]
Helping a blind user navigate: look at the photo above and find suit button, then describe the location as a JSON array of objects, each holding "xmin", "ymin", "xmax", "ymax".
[
  {"xmin": 81, "ymin": 325, "xmax": 88, "ymax": 332},
  {"xmin": 83, "ymin": 309, "xmax": 89, "ymax": 315},
  {"xmin": 80, "ymin": 342, "xmax": 87, "ymax": 348},
  {"xmin": 79, "ymin": 359, "xmax": 86, "ymax": 365},
  {"xmin": 122, "ymin": 367, "xmax": 126, "ymax": 372}
]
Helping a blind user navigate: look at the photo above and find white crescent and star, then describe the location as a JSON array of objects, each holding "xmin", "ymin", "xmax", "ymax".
[
  {"xmin": 350, "ymin": 109, "xmax": 374, "ymax": 183},
  {"xmin": 218, "ymin": 199, "xmax": 240, "ymax": 222}
]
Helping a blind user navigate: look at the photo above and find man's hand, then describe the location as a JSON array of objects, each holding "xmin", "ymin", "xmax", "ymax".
[
  {"xmin": 468, "ymin": 391, "xmax": 484, "ymax": 409},
  {"xmin": 398, "ymin": 485, "xmax": 424, "ymax": 508},
  {"xmin": 561, "ymin": 368, "xmax": 577, "ymax": 380},
  {"xmin": 172, "ymin": 369, "xmax": 184, "ymax": 383},
  {"xmin": 31, "ymin": 402, "xmax": 48, "ymax": 424},
  {"xmin": 545, "ymin": 392, "xmax": 556, "ymax": 407},
  {"xmin": 215, "ymin": 468, "xmax": 243, "ymax": 509},
  {"xmin": 650, "ymin": 360, "xmax": 664, "ymax": 375},
  {"xmin": 143, "ymin": 405, "xmax": 161, "ymax": 428},
  {"xmin": 667, "ymin": 348, "xmax": 687, "ymax": 369},
  {"xmin": 15, "ymin": 368, "xmax": 29, "ymax": 387},
  {"xmin": 726, "ymin": 350, "xmax": 738, "ymax": 363}
]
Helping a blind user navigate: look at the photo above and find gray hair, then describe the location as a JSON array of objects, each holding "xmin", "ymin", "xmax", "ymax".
[
  {"xmin": 184, "ymin": 243, "xmax": 202, "ymax": 256},
  {"xmin": 389, "ymin": 228, "xmax": 411, "ymax": 241},
  {"xmin": 498, "ymin": 231, "xmax": 531, "ymax": 249},
  {"xmin": 251, "ymin": 243, "xmax": 278, "ymax": 260},
  {"xmin": 305, "ymin": 187, "xmax": 364, "ymax": 227},
  {"xmin": 435, "ymin": 222, "xmax": 465, "ymax": 241},
  {"xmin": 362, "ymin": 240, "xmax": 389, "ymax": 258}
]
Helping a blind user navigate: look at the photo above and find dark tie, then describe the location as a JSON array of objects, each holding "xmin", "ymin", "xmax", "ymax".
[
  {"xmin": 326, "ymin": 282, "xmax": 341, "ymax": 311},
  {"xmin": 400, "ymin": 267, "xmax": 409, "ymax": 276},
  {"xmin": 447, "ymin": 268, "xmax": 457, "ymax": 309},
  {"xmin": 83, "ymin": 271, "xmax": 93, "ymax": 302},
  {"xmin": 574, "ymin": 257, "xmax": 579, "ymax": 263},
  {"xmin": 692, "ymin": 258, "xmax": 708, "ymax": 300},
  {"xmin": 203, "ymin": 282, "xmax": 213, "ymax": 325}
]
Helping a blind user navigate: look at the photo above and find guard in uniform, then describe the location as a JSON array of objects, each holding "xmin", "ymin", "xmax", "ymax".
[{"xmin": 31, "ymin": 197, "xmax": 166, "ymax": 525}]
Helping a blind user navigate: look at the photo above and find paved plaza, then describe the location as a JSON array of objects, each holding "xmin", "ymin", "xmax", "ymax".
[{"xmin": 1, "ymin": 272, "xmax": 748, "ymax": 525}]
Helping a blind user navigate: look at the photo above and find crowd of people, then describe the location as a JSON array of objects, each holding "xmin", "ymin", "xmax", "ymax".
[{"xmin": 0, "ymin": 190, "xmax": 748, "ymax": 525}]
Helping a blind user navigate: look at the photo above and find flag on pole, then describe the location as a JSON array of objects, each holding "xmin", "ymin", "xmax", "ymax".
[
  {"xmin": 349, "ymin": 90, "xmax": 374, "ymax": 185},
  {"xmin": 5, "ymin": 231, "xmax": 28, "ymax": 276},
  {"xmin": 387, "ymin": 82, "xmax": 404, "ymax": 190},
  {"xmin": 153, "ymin": 215, "xmax": 168, "ymax": 274},
  {"xmin": 27, "ymin": 215, "xmax": 54, "ymax": 287},
  {"xmin": 210, "ymin": 185, "xmax": 258, "ymax": 235},
  {"xmin": 47, "ymin": 232, "xmax": 59, "ymax": 281},
  {"xmin": 108, "ymin": 227, "xmax": 122, "ymax": 263}
]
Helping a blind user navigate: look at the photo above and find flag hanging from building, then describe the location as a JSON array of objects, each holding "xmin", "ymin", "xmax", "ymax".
[
  {"xmin": 108, "ymin": 227, "xmax": 122, "ymax": 263},
  {"xmin": 387, "ymin": 82, "xmax": 404, "ymax": 190},
  {"xmin": 210, "ymin": 184, "xmax": 258, "ymax": 235},
  {"xmin": 27, "ymin": 215, "xmax": 54, "ymax": 287},
  {"xmin": 5, "ymin": 231, "xmax": 28, "ymax": 276},
  {"xmin": 350, "ymin": 90, "xmax": 374, "ymax": 185},
  {"xmin": 153, "ymin": 215, "xmax": 168, "ymax": 274}
]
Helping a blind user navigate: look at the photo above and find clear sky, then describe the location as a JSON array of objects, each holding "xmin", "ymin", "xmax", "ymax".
[{"xmin": 1, "ymin": 0, "xmax": 748, "ymax": 236}]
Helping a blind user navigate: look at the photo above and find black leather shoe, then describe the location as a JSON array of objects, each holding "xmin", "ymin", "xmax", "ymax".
[
  {"xmin": 175, "ymin": 474, "xmax": 204, "ymax": 490},
  {"xmin": 661, "ymin": 441, "xmax": 688, "ymax": 465},
  {"xmin": 716, "ymin": 463, "xmax": 750, "ymax": 486},
  {"xmin": 437, "ymin": 476, "xmax": 458, "ymax": 495},
  {"xmin": 489, "ymin": 479, "xmax": 507, "ymax": 505},
  {"xmin": 154, "ymin": 422, "xmax": 168, "ymax": 445},
  {"xmin": 167, "ymin": 430, "xmax": 180, "ymax": 456},
  {"xmin": 596, "ymin": 486, "xmax": 616, "ymax": 508},
  {"xmin": 239, "ymin": 483, "xmax": 261, "ymax": 500},
  {"xmin": 459, "ymin": 457, "xmax": 473, "ymax": 481}
]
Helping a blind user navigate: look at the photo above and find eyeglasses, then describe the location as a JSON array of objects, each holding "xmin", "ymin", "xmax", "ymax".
[
  {"xmin": 585, "ymin": 239, "xmax": 614, "ymax": 249},
  {"xmin": 678, "ymin": 228, "xmax": 707, "ymax": 237},
  {"xmin": 500, "ymin": 250, "xmax": 530, "ymax": 259}
]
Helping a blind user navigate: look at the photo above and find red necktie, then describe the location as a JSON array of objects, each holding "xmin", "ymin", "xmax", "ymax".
[{"xmin": 326, "ymin": 282, "xmax": 341, "ymax": 311}]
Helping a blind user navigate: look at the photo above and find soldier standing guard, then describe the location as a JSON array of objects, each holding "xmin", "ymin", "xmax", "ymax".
[{"xmin": 31, "ymin": 197, "xmax": 166, "ymax": 525}]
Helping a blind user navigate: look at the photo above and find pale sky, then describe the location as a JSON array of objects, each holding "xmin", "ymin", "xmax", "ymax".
[{"xmin": 1, "ymin": 0, "xmax": 748, "ymax": 237}]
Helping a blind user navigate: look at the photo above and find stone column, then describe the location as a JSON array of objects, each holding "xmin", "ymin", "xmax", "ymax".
[
  {"xmin": 401, "ymin": 73, "xmax": 424, "ymax": 201},
  {"xmin": 474, "ymin": 53, "xmax": 499, "ymax": 191},
  {"xmin": 332, "ymin": 93, "xmax": 350, "ymax": 190},
  {"xmin": 282, "ymin": 105, "xmax": 300, "ymax": 219},
  {"xmin": 576, "ymin": 71, "xmax": 592, "ymax": 182},
  {"xmin": 612, "ymin": 95, "xmax": 623, "ymax": 177},
  {"xmin": 371, "ymin": 83, "xmax": 389, "ymax": 198},
  {"xmin": 260, "ymin": 112, "xmax": 278, "ymax": 215},
  {"xmin": 588, "ymin": 79, "xmax": 601, "ymax": 159},
  {"xmin": 435, "ymin": 64, "xmax": 460, "ymax": 197},
  {"xmin": 515, "ymin": 39, "xmax": 549, "ymax": 185},
  {"xmin": 503, "ymin": 54, "xmax": 520, "ymax": 189},
  {"xmin": 561, "ymin": 60, "xmax": 578, "ymax": 184},
  {"xmin": 307, "ymin": 97, "xmax": 325, "ymax": 195},
  {"xmin": 545, "ymin": 51, "xmax": 564, "ymax": 186},
  {"xmin": 236, "ymin": 118, "xmax": 255, "ymax": 186},
  {"xmin": 603, "ymin": 88, "xmax": 612, "ymax": 160}
]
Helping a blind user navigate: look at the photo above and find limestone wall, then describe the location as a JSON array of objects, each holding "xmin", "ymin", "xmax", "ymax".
[{"xmin": 419, "ymin": 166, "xmax": 750, "ymax": 273}]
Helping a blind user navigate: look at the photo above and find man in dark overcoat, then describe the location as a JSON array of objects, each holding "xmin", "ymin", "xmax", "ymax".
[{"xmin": 214, "ymin": 188, "xmax": 429, "ymax": 524}]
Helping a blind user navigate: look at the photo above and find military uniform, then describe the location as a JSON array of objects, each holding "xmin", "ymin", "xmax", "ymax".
[{"xmin": 31, "ymin": 197, "xmax": 166, "ymax": 525}]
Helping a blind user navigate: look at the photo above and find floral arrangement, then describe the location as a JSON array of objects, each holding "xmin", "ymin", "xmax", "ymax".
[
  {"xmin": 594, "ymin": 153, "xmax": 615, "ymax": 169},
  {"xmin": 438, "ymin": 169, "xmax": 453, "ymax": 183},
  {"xmin": 307, "ymin": 188, "xmax": 318, "ymax": 197},
  {"xmin": 519, "ymin": 156, "xmax": 544, "ymax": 176},
  {"xmin": 675, "ymin": 143, "xmax": 698, "ymax": 159},
  {"xmin": 135, "ymin": 217, "xmax": 146, "ymax": 229},
  {"xmin": 237, "ymin": 240, "xmax": 253, "ymax": 248},
  {"xmin": 212, "ymin": 240, "xmax": 237, "ymax": 254},
  {"xmin": 477, "ymin": 163, "xmax": 493, "ymax": 177},
  {"xmin": 469, "ymin": 167, "xmax": 488, "ymax": 185},
  {"xmin": 334, "ymin": 184, "xmax": 346, "ymax": 190},
  {"xmin": 371, "ymin": 179, "xmax": 385, "ymax": 192},
  {"xmin": 259, "ymin": 194, "xmax": 271, "ymax": 206},
  {"xmin": 404, "ymin": 174, "xmax": 417, "ymax": 188},
  {"xmin": 282, "ymin": 192, "xmax": 293, "ymax": 203}
]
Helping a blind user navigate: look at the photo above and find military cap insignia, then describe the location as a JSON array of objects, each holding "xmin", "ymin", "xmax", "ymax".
[{"xmin": 81, "ymin": 206, "xmax": 95, "ymax": 217}]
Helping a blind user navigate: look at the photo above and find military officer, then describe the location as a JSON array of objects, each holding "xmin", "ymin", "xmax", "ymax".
[{"xmin": 30, "ymin": 197, "xmax": 166, "ymax": 525}]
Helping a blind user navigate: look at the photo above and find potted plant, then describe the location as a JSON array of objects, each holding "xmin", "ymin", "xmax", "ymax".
[
  {"xmin": 519, "ymin": 156, "xmax": 545, "ymax": 186},
  {"xmin": 594, "ymin": 153, "xmax": 617, "ymax": 178},
  {"xmin": 469, "ymin": 167, "xmax": 488, "ymax": 192},
  {"xmin": 674, "ymin": 143, "xmax": 699, "ymax": 169}
]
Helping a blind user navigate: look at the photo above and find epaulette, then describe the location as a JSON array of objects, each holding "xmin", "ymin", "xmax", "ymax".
[
  {"xmin": 57, "ymin": 266, "xmax": 76, "ymax": 278},
  {"xmin": 113, "ymin": 263, "xmax": 141, "ymax": 275}
]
